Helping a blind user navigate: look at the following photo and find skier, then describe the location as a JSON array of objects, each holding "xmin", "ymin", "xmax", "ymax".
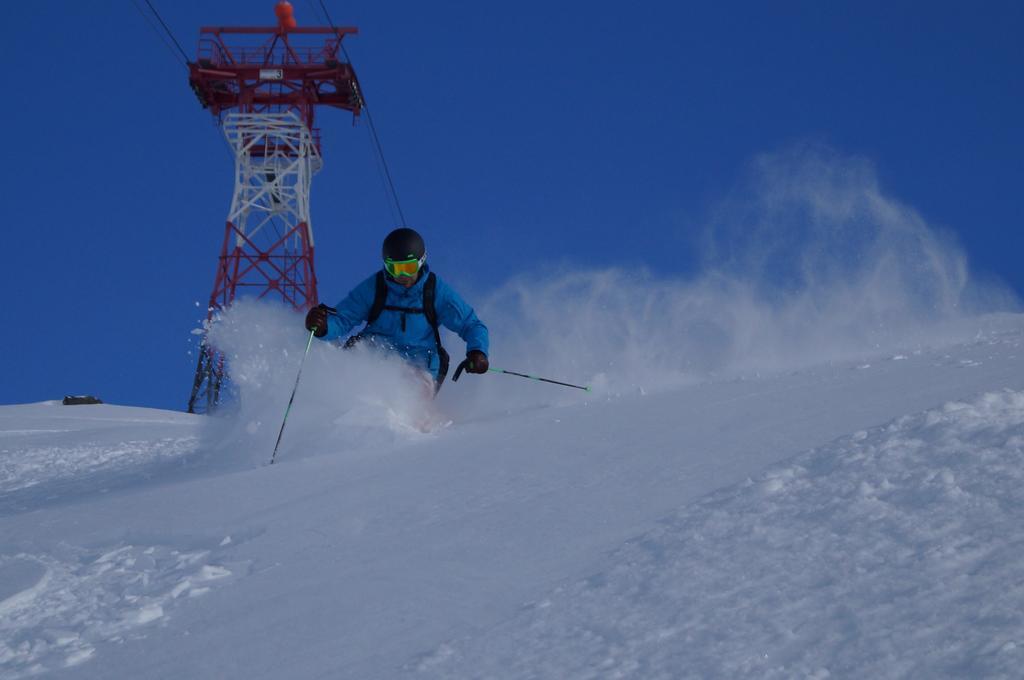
[{"xmin": 304, "ymin": 227, "xmax": 490, "ymax": 393}]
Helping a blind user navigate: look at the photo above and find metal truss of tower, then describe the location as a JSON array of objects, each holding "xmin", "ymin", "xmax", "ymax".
[{"xmin": 186, "ymin": 23, "xmax": 362, "ymax": 413}]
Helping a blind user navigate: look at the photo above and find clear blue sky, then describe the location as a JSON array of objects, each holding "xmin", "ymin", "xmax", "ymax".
[{"xmin": 1, "ymin": 1, "xmax": 1021, "ymax": 410}]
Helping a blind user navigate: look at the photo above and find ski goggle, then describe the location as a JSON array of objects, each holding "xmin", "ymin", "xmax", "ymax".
[{"xmin": 383, "ymin": 255, "xmax": 425, "ymax": 278}]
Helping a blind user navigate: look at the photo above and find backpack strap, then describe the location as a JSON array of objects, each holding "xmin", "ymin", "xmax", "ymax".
[
  {"xmin": 423, "ymin": 272, "xmax": 450, "ymax": 390},
  {"xmin": 366, "ymin": 270, "xmax": 388, "ymax": 325},
  {"xmin": 345, "ymin": 272, "xmax": 388, "ymax": 348},
  {"xmin": 422, "ymin": 272, "xmax": 438, "ymax": 329}
]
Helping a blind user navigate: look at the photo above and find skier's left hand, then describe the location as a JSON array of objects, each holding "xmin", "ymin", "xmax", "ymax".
[{"xmin": 465, "ymin": 350, "xmax": 489, "ymax": 374}]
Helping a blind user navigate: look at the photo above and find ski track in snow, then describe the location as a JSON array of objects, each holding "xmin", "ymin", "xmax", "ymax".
[
  {"xmin": 0, "ymin": 543, "xmax": 243, "ymax": 679},
  {"xmin": 0, "ymin": 405, "xmax": 231, "ymax": 676},
  {"xmin": 417, "ymin": 389, "xmax": 1024, "ymax": 679},
  {"xmin": 0, "ymin": 437, "xmax": 200, "ymax": 496},
  {"xmin": 0, "ymin": 404, "xmax": 202, "ymax": 515}
]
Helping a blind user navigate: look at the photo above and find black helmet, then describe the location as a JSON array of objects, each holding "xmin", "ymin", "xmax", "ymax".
[{"xmin": 382, "ymin": 227, "xmax": 425, "ymax": 262}]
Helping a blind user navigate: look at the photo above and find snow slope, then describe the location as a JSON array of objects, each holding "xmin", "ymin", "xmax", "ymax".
[
  {"xmin": 423, "ymin": 390, "xmax": 1024, "ymax": 679},
  {"xmin": 2, "ymin": 315, "xmax": 1024, "ymax": 678}
]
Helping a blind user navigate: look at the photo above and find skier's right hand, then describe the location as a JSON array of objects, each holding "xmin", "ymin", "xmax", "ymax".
[{"xmin": 305, "ymin": 304, "xmax": 330, "ymax": 337}]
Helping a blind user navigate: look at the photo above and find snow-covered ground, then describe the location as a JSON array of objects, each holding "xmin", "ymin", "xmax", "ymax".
[
  {"xmin": 2, "ymin": 313, "xmax": 1024, "ymax": 678},
  {"xmin": 425, "ymin": 389, "xmax": 1024, "ymax": 680}
]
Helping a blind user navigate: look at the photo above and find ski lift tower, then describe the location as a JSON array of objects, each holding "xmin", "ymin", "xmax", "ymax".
[{"xmin": 186, "ymin": 3, "xmax": 362, "ymax": 413}]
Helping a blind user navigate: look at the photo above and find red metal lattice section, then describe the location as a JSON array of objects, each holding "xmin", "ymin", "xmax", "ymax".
[
  {"xmin": 189, "ymin": 25, "xmax": 363, "ymax": 139},
  {"xmin": 208, "ymin": 219, "xmax": 319, "ymax": 310}
]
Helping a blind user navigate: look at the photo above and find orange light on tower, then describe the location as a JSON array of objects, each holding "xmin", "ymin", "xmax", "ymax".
[{"xmin": 275, "ymin": 1, "xmax": 297, "ymax": 30}]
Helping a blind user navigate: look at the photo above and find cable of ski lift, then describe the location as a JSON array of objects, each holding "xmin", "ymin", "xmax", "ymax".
[
  {"xmin": 130, "ymin": 0, "xmax": 189, "ymax": 69},
  {"xmin": 316, "ymin": 0, "xmax": 408, "ymax": 227},
  {"xmin": 141, "ymin": 0, "xmax": 191, "ymax": 65}
]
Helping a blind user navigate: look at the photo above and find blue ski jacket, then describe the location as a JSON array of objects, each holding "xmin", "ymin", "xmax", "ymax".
[{"xmin": 320, "ymin": 266, "xmax": 489, "ymax": 380}]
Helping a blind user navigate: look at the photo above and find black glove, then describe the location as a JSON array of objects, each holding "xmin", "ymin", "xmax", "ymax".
[
  {"xmin": 305, "ymin": 304, "xmax": 331, "ymax": 337},
  {"xmin": 465, "ymin": 350, "xmax": 489, "ymax": 374}
]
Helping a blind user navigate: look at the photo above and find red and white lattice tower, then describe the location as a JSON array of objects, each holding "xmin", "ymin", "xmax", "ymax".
[{"xmin": 186, "ymin": 6, "xmax": 362, "ymax": 413}]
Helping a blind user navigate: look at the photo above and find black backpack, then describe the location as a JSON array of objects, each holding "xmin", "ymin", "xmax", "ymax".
[{"xmin": 346, "ymin": 271, "xmax": 450, "ymax": 389}]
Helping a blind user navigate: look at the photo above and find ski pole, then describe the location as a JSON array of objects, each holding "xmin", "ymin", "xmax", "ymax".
[
  {"xmin": 269, "ymin": 327, "xmax": 317, "ymax": 465},
  {"xmin": 488, "ymin": 367, "xmax": 591, "ymax": 391},
  {"xmin": 452, "ymin": 360, "xmax": 591, "ymax": 392}
]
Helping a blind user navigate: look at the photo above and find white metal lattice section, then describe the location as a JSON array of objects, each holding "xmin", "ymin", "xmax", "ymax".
[{"xmin": 222, "ymin": 112, "xmax": 322, "ymax": 250}]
